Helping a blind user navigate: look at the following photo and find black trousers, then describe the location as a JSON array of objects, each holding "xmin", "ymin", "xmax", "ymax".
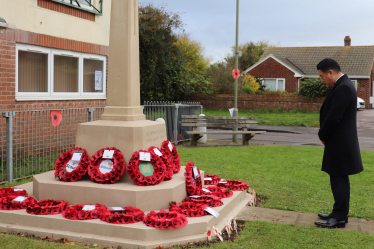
[{"xmin": 330, "ymin": 175, "xmax": 350, "ymax": 220}]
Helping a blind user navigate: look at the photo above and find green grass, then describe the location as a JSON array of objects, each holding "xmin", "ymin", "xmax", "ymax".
[
  {"xmin": 202, "ymin": 108, "xmax": 320, "ymax": 127},
  {"xmin": 178, "ymin": 146, "xmax": 374, "ymax": 219},
  {"xmin": 181, "ymin": 221, "xmax": 374, "ymax": 249}
]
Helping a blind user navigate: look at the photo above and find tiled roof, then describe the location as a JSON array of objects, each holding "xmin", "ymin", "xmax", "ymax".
[{"xmin": 260, "ymin": 46, "xmax": 374, "ymax": 76}]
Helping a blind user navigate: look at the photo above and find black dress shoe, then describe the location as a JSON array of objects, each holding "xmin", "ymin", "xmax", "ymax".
[
  {"xmin": 315, "ymin": 218, "xmax": 346, "ymax": 228},
  {"xmin": 318, "ymin": 213, "xmax": 348, "ymax": 223}
]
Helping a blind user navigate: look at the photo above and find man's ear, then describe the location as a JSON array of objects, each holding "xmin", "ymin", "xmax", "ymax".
[{"xmin": 328, "ymin": 69, "xmax": 334, "ymax": 77}]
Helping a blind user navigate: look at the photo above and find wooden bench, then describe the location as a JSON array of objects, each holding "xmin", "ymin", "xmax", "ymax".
[{"xmin": 181, "ymin": 115, "xmax": 266, "ymax": 146}]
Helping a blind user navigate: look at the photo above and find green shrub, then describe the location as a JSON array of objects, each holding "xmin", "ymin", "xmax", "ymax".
[
  {"xmin": 242, "ymin": 84, "xmax": 253, "ymax": 94},
  {"xmin": 298, "ymin": 78, "xmax": 331, "ymax": 100}
]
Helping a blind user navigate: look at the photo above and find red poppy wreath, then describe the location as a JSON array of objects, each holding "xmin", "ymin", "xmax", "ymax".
[
  {"xmin": 183, "ymin": 195, "xmax": 223, "ymax": 207},
  {"xmin": 148, "ymin": 146, "xmax": 174, "ymax": 181},
  {"xmin": 204, "ymin": 174, "xmax": 221, "ymax": 185},
  {"xmin": 0, "ymin": 195, "xmax": 36, "ymax": 210},
  {"xmin": 161, "ymin": 140, "xmax": 181, "ymax": 173},
  {"xmin": 184, "ymin": 161, "xmax": 202, "ymax": 196},
  {"xmin": 100, "ymin": 206, "xmax": 144, "ymax": 224},
  {"xmin": 217, "ymin": 180, "xmax": 249, "ymax": 191},
  {"xmin": 169, "ymin": 201, "xmax": 208, "ymax": 217},
  {"xmin": 203, "ymin": 186, "xmax": 233, "ymax": 198},
  {"xmin": 54, "ymin": 147, "xmax": 91, "ymax": 182},
  {"xmin": 126, "ymin": 150, "xmax": 165, "ymax": 186},
  {"xmin": 0, "ymin": 187, "xmax": 28, "ymax": 197},
  {"xmin": 62, "ymin": 203, "xmax": 107, "ymax": 220},
  {"xmin": 26, "ymin": 199, "xmax": 69, "ymax": 215},
  {"xmin": 89, "ymin": 147, "xmax": 125, "ymax": 184},
  {"xmin": 143, "ymin": 210, "xmax": 188, "ymax": 229}
]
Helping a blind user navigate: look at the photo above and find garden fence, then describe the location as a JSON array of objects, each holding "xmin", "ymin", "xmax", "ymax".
[{"xmin": 0, "ymin": 101, "xmax": 202, "ymax": 183}]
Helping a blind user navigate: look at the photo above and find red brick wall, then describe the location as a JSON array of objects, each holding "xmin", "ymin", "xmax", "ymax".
[
  {"xmin": 191, "ymin": 94, "xmax": 324, "ymax": 112},
  {"xmin": 0, "ymin": 29, "xmax": 109, "ymax": 110},
  {"xmin": 247, "ymin": 57, "xmax": 299, "ymax": 93},
  {"xmin": 356, "ymin": 79, "xmax": 370, "ymax": 108},
  {"xmin": 37, "ymin": 0, "xmax": 95, "ymax": 21}
]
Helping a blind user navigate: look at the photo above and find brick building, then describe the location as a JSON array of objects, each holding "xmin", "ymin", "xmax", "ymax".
[
  {"xmin": 244, "ymin": 36, "xmax": 374, "ymax": 108},
  {"xmin": 0, "ymin": 0, "xmax": 111, "ymax": 109}
]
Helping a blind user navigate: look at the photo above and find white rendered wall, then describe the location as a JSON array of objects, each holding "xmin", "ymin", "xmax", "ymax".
[{"xmin": 0, "ymin": 0, "xmax": 111, "ymax": 46}]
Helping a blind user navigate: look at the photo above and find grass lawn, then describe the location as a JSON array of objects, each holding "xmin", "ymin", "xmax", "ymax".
[
  {"xmin": 202, "ymin": 108, "xmax": 320, "ymax": 127},
  {"xmin": 178, "ymin": 146, "xmax": 374, "ymax": 219},
  {"xmin": 1, "ymin": 146, "xmax": 373, "ymax": 248}
]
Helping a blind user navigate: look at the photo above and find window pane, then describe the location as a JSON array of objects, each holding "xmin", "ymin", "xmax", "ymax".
[
  {"xmin": 18, "ymin": 51, "xmax": 48, "ymax": 92},
  {"xmin": 264, "ymin": 79, "xmax": 276, "ymax": 91},
  {"xmin": 83, "ymin": 59, "xmax": 104, "ymax": 92},
  {"xmin": 53, "ymin": 55, "xmax": 78, "ymax": 92},
  {"xmin": 278, "ymin": 79, "xmax": 285, "ymax": 91}
]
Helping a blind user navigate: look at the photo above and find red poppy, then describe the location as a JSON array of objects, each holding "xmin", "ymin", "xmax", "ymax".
[
  {"xmin": 217, "ymin": 180, "xmax": 249, "ymax": 191},
  {"xmin": 184, "ymin": 161, "xmax": 202, "ymax": 196},
  {"xmin": 161, "ymin": 140, "xmax": 181, "ymax": 173},
  {"xmin": 207, "ymin": 230, "xmax": 212, "ymax": 236},
  {"xmin": 51, "ymin": 110, "xmax": 62, "ymax": 126},
  {"xmin": 232, "ymin": 69, "xmax": 240, "ymax": 79},
  {"xmin": 143, "ymin": 210, "xmax": 188, "ymax": 229},
  {"xmin": 100, "ymin": 206, "xmax": 144, "ymax": 224}
]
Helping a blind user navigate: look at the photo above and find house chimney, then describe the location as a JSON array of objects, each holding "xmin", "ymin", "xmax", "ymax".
[{"xmin": 344, "ymin": 36, "xmax": 351, "ymax": 46}]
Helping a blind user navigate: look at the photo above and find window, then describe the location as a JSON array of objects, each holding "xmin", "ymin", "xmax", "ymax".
[
  {"xmin": 263, "ymin": 78, "xmax": 285, "ymax": 91},
  {"xmin": 16, "ymin": 44, "xmax": 106, "ymax": 100},
  {"xmin": 352, "ymin": 80, "xmax": 358, "ymax": 90}
]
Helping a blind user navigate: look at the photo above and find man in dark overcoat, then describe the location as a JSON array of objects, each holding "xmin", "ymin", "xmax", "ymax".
[{"xmin": 314, "ymin": 58, "xmax": 363, "ymax": 229}]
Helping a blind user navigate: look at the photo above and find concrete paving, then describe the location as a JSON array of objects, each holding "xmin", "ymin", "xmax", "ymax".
[{"xmin": 237, "ymin": 206, "xmax": 374, "ymax": 233}]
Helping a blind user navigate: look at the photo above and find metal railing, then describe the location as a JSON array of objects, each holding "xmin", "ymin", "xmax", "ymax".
[
  {"xmin": 143, "ymin": 101, "xmax": 203, "ymax": 145},
  {"xmin": 0, "ymin": 102, "xmax": 105, "ymax": 183}
]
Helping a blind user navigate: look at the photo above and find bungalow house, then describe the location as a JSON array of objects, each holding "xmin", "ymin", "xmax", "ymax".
[
  {"xmin": 0, "ymin": 0, "xmax": 111, "ymax": 109},
  {"xmin": 243, "ymin": 36, "xmax": 373, "ymax": 108}
]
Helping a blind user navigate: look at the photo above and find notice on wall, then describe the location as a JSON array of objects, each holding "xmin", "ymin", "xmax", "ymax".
[{"xmin": 95, "ymin": 71, "xmax": 103, "ymax": 91}]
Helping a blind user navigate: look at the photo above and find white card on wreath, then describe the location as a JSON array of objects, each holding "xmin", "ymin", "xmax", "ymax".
[
  {"xmin": 111, "ymin": 207, "xmax": 124, "ymax": 211},
  {"xmin": 204, "ymin": 177, "xmax": 212, "ymax": 181},
  {"xmin": 189, "ymin": 195, "xmax": 201, "ymax": 198},
  {"xmin": 13, "ymin": 188, "xmax": 23, "ymax": 192},
  {"xmin": 139, "ymin": 152, "xmax": 151, "ymax": 161},
  {"xmin": 153, "ymin": 148, "xmax": 163, "ymax": 157},
  {"xmin": 82, "ymin": 205, "xmax": 96, "ymax": 211},
  {"xmin": 71, "ymin": 152, "xmax": 83, "ymax": 161},
  {"xmin": 219, "ymin": 180, "xmax": 227, "ymax": 184},
  {"xmin": 168, "ymin": 141, "xmax": 173, "ymax": 152},
  {"xmin": 103, "ymin": 150, "xmax": 115, "ymax": 159},
  {"xmin": 12, "ymin": 196, "xmax": 27, "ymax": 202},
  {"xmin": 193, "ymin": 166, "xmax": 200, "ymax": 179},
  {"xmin": 202, "ymin": 188, "xmax": 211, "ymax": 193},
  {"xmin": 205, "ymin": 207, "xmax": 220, "ymax": 218}
]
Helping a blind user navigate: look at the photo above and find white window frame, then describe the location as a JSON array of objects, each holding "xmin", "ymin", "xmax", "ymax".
[
  {"xmin": 263, "ymin": 78, "xmax": 286, "ymax": 91},
  {"xmin": 62, "ymin": 0, "xmax": 94, "ymax": 11},
  {"xmin": 351, "ymin": 80, "xmax": 358, "ymax": 90},
  {"xmin": 16, "ymin": 44, "xmax": 106, "ymax": 101}
]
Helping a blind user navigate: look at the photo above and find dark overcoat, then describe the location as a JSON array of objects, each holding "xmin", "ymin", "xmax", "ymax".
[{"xmin": 318, "ymin": 74, "xmax": 363, "ymax": 176}]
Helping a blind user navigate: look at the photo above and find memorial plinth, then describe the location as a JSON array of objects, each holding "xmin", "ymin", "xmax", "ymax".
[{"xmin": 33, "ymin": 167, "xmax": 193, "ymax": 211}]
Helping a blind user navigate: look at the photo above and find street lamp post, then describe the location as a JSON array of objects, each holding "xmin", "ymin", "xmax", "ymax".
[{"xmin": 233, "ymin": 0, "xmax": 239, "ymax": 142}]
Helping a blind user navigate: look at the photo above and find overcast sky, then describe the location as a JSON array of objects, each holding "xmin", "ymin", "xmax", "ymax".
[{"xmin": 140, "ymin": 0, "xmax": 374, "ymax": 63}]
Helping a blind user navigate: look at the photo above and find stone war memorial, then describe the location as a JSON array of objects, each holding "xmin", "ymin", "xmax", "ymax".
[{"xmin": 0, "ymin": 1, "xmax": 253, "ymax": 248}]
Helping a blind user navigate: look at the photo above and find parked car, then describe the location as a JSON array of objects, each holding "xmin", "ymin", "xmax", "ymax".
[{"xmin": 357, "ymin": 97, "xmax": 365, "ymax": 110}]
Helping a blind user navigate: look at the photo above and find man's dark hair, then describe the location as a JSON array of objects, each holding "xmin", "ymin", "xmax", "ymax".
[{"xmin": 316, "ymin": 58, "xmax": 341, "ymax": 73}]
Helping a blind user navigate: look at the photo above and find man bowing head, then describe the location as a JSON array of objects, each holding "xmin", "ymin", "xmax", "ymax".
[{"xmin": 314, "ymin": 58, "xmax": 363, "ymax": 229}]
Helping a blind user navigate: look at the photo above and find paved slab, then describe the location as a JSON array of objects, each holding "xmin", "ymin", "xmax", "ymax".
[{"xmin": 237, "ymin": 206, "xmax": 374, "ymax": 233}]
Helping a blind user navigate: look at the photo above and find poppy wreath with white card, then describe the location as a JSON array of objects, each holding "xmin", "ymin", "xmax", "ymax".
[
  {"xmin": 143, "ymin": 210, "xmax": 188, "ymax": 229},
  {"xmin": 26, "ymin": 199, "xmax": 69, "ymax": 215},
  {"xmin": 204, "ymin": 174, "xmax": 221, "ymax": 185},
  {"xmin": 126, "ymin": 150, "xmax": 166, "ymax": 186},
  {"xmin": 62, "ymin": 203, "xmax": 107, "ymax": 220},
  {"xmin": 89, "ymin": 147, "xmax": 125, "ymax": 184},
  {"xmin": 160, "ymin": 140, "xmax": 181, "ymax": 173},
  {"xmin": 217, "ymin": 180, "xmax": 249, "ymax": 191},
  {"xmin": 54, "ymin": 147, "xmax": 90, "ymax": 182},
  {"xmin": 204, "ymin": 186, "xmax": 233, "ymax": 198},
  {"xmin": 148, "ymin": 146, "xmax": 174, "ymax": 181},
  {"xmin": 169, "ymin": 201, "xmax": 208, "ymax": 217},
  {"xmin": 100, "ymin": 206, "xmax": 144, "ymax": 224},
  {"xmin": 184, "ymin": 161, "xmax": 202, "ymax": 196},
  {"xmin": 0, "ymin": 187, "xmax": 28, "ymax": 197},
  {"xmin": 0, "ymin": 195, "xmax": 36, "ymax": 210},
  {"xmin": 183, "ymin": 195, "xmax": 223, "ymax": 207}
]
